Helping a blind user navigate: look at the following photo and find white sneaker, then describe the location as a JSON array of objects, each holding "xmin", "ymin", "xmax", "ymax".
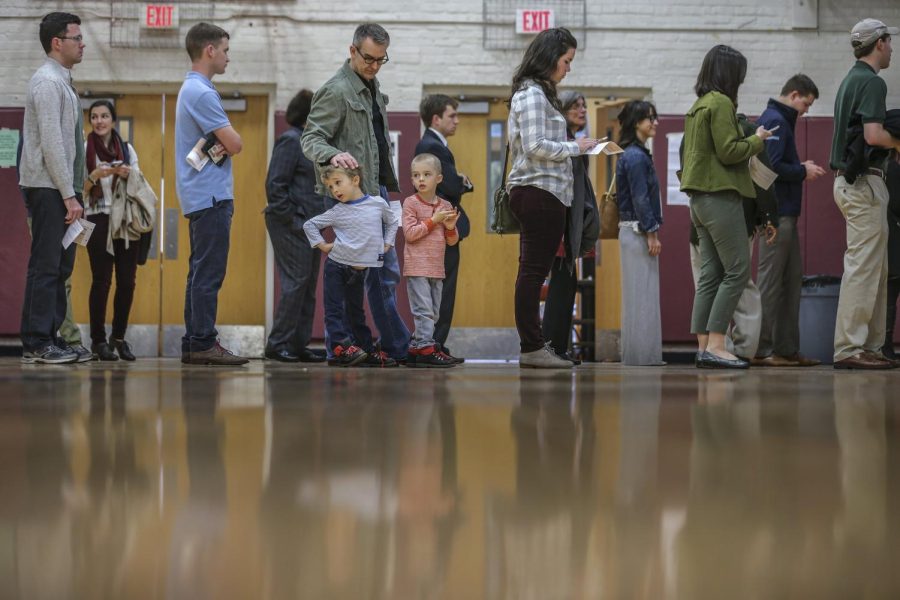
[{"xmin": 519, "ymin": 344, "xmax": 574, "ymax": 369}]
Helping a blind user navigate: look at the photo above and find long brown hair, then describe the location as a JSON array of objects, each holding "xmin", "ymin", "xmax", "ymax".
[{"xmin": 510, "ymin": 28, "xmax": 577, "ymax": 111}]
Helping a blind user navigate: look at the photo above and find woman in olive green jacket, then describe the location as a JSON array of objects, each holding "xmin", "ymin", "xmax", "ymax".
[{"xmin": 680, "ymin": 45, "xmax": 775, "ymax": 369}]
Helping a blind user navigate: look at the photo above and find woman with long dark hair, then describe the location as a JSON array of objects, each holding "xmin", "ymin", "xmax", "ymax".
[
  {"xmin": 680, "ymin": 45, "xmax": 774, "ymax": 369},
  {"xmin": 616, "ymin": 100, "xmax": 665, "ymax": 365},
  {"xmin": 507, "ymin": 28, "xmax": 599, "ymax": 369},
  {"xmin": 541, "ymin": 90, "xmax": 599, "ymax": 364},
  {"xmin": 82, "ymin": 99, "xmax": 141, "ymax": 361}
]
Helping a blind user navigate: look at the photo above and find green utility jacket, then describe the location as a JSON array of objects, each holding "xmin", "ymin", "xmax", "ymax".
[
  {"xmin": 680, "ymin": 91, "xmax": 763, "ymax": 199},
  {"xmin": 301, "ymin": 60, "xmax": 399, "ymax": 197}
]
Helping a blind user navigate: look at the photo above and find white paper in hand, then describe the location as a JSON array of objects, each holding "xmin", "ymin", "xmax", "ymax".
[
  {"xmin": 62, "ymin": 218, "xmax": 96, "ymax": 249},
  {"xmin": 587, "ymin": 141, "xmax": 625, "ymax": 156},
  {"xmin": 749, "ymin": 156, "xmax": 778, "ymax": 190}
]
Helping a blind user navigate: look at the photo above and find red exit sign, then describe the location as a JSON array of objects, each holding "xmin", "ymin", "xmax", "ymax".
[
  {"xmin": 516, "ymin": 9, "xmax": 555, "ymax": 34},
  {"xmin": 142, "ymin": 4, "xmax": 179, "ymax": 29}
]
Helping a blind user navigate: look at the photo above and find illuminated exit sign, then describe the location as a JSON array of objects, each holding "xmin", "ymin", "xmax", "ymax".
[
  {"xmin": 516, "ymin": 9, "xmax": 555, "ymax": 34},
  {"xmin": 141, "ymin": 4, "xmax": 179, "ymax": 29}
]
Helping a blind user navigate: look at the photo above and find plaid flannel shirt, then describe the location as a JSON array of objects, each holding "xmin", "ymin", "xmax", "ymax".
[{"xmin": 506, "ymin": 81, "xmax": 580, "ymax": 207}]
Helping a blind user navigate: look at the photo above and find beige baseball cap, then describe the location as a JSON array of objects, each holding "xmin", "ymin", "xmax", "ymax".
[{"xmin": 850, "ymin": 18, "xmax": 899, "ymax": 48}]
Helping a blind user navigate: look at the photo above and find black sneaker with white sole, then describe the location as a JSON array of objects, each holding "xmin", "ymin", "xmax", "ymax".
[{"xmin": 22, "ymin": 344, "xmax": 79, "ymax": 364}]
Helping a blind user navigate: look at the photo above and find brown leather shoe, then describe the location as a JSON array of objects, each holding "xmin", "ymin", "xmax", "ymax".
[
  {"xmin": 781, "ymin": 353, "xmax": 820, "ymax": 367},
  {"xmin": 186, "ymin": 342, "xmax": 249, "ymax": 366},
  {"xmin": 751, "ymin": 355, "xmax": 799, "ymax": 367},
  {"xmin": 834, "ymin": 353, "xmax": 893, "ymax": 370},
  {"xmin": 861, "ymin": 351, "xmax": 900, "ymax": 368}
]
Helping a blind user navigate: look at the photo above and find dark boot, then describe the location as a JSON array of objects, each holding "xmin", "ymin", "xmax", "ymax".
[
  {"xmin": 92, "ymin": 342, "xmax": 119, "ymax": 362},
  {"xmin": 112, "ymin": 339, "xmax": 136, "ymax": 361}
]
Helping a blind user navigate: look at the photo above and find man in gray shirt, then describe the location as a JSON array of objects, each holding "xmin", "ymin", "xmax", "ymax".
[{"xmin": 18, "ymin": 12, "xmax": 89, "ymax": 364}]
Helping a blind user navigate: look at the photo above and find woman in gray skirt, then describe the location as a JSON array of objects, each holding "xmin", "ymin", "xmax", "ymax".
[{"xmin": 616, "ymin": 100, "xmax": 665, "ymax": 365}]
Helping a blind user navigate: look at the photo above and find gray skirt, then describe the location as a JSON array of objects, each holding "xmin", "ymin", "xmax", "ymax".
[{"xmin": 619, "ymin": 225, "xmax": 664, "ymax": 365}]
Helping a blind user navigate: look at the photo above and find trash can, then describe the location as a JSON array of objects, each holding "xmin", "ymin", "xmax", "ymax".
[{"xmin": 798, "ymin": 275, "xmax": 842, "ymax": 364}]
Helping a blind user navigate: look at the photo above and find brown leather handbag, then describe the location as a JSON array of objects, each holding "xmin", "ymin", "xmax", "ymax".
[{"xmin": 599, "ymin": 173, "xmax": 619, "ymax": 240}]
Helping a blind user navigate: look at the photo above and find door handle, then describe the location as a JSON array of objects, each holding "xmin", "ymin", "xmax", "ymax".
[{"xmin": 164, "ymin": 208, "xmax": 178, "ymax": 260}]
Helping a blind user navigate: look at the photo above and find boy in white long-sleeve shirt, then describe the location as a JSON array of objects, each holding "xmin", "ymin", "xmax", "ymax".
[{"xmin": 304, "ymin": 165, "xmax": 400, "ymax": 367}]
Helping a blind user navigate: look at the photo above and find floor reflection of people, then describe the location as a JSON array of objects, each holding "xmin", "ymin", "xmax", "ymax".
[
  {"xmin": 165, "ymin": 372, "xmax": 228, "ymax": 600},
  {"xmin": 259, "ymin": 372, "xmax": 460, "ymax": 599},
  {"xmin": 612, "ymin": 377, "xmax": 663, "ymax": 599},
  {"xmin": 489, "ymin": 375, "xmax": 596, "ymax": 599},
  {"xmin": 832, "ymin": 374, "xmax": 892, "ymax": 597}
]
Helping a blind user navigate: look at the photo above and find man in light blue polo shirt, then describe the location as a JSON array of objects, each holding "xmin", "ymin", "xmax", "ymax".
[{"xmin": 175, "ymin": 22, "xmax": 247, "ymax": 365}]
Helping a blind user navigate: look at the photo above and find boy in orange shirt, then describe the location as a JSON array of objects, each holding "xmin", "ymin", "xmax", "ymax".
[{"xmin": 402, "ymin": 153, "xmax": 459, "ymax": 367}]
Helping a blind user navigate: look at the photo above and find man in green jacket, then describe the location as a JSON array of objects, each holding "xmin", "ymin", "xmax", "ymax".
[
  {"xmin": 830, "ymin": 18, "xmax": 900, "ymax": 369},
  {"xmin": 301, "ymin": 23, "xmax": 409, "ymax": 363}
]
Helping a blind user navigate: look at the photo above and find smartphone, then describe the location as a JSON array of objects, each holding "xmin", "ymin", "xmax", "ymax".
[{"xmin": 110, "ymin": 160, "xmax": 124, "ymax": 167}]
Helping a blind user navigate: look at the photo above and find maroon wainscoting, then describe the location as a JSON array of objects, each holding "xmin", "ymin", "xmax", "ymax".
[
  {"xmin": 0, "ymin": 108, "xmax": 29, "ymax": 336},
  {"xmin": 273, "ymin": 111, "xmax": 420, "ymax": 342},
  {"xmin": 652, "ymin": 114, "xmax": 848, "ymax": 344}
]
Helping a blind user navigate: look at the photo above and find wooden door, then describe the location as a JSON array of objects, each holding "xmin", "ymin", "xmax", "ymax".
[
  {"xmin": 73, "ymin": 94, "xmax": 269, "ymax": 355},
  {"xmin": 72, "ymin": 95, "xmax": 164, "ymax": 343},
  {"xmin": 449, "ymin": 100, "xmax": 519, "ymax": 329}
]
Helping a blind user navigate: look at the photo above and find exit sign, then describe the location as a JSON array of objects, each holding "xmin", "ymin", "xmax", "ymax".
[
  {"xmin": 516, "ymin": 9, "xmax": 555, "ymax": 34},
  {"xmin": 141, "ymin": 4, "xmax": 179, "ymax": 29}
]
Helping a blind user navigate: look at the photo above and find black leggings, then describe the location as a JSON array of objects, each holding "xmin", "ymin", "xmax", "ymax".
[{"xmin": 86, "ymin": 214, "xmax": 140, "ymax": 344}]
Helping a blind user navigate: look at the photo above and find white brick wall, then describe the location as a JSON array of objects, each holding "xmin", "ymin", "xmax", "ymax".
[{"xmin": 2, "ymin": 0, "xmax": 899, "ymax": 117}]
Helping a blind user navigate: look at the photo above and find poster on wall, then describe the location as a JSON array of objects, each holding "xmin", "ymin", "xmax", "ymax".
[
  {"xmin": 666, "ymin": 132, "xmax": 690, "ymax": 206},
  {"xmin": 0, "ymin": 128, "xmax": 20, "ymax": 168}
]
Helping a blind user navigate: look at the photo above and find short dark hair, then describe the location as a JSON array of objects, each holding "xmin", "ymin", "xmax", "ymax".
[
  {"xmin": 40, "ymin": 12, "xmax": 80, "ymax": 54},
  {"xmin": 89, "ymin": 99, "xmax": 117, "ymax": 123},
  {"xmin": 353, "ymin": 23, "xmax": 390, "ymax": 48},
  {"xmin": 780, "ymin": 73, "xmax": 819, "ymax": 99},
  {"xmin": 618, "ymin": 100, "xmax": 658, "ymax": 148},
  {"xmin": 185, "ymin": 22, "xmax": 229, "ymax": 61},
  {"xmin": 510, "ymin": 28, "xmax": 578, "ymax": 111},
  {"xmin": 419, "ymin": 94, "xmax": 458, "ymax": 128},
  {"xmin": 285, "ymin": 89, "xmax": 314, "ymax": 128},
  {"xmin": 854, "ymin": 33, "xmax": 890, "ymax": 59},
  {"xmin": 694, "ymin": 44, "xmax": 748, "ymax": 106}
]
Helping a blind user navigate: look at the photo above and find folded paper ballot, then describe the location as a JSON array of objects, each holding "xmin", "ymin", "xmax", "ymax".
[
  {"xmin": 186, "ymin": 134, "xmax": 227, "ymax": 171},
  {"xmin": 62, "ymin": 218, "xmax": 96, "ymax": 249},
  {"xmin": 749, "ymin": 156, "xmax": 778, "ymax": 190},
  {"xmin": 587, "ymin": 141, "xmax": 624, "ymax": 156}
]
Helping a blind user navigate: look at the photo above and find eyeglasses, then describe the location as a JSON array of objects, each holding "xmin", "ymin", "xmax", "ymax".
[
  {"xmin": 354, "ymin": 46, "xmax": 389, "ymax": 66},
  {"xmin": 58, "ymin": 35, "xmax": 84, "ymax": 43}
]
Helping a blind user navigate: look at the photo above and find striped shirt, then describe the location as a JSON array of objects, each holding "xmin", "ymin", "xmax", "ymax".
[
  {"xmin": 506, "ymin": 81, "xmax": 580, "ymax": 207},
  {"xmin": 303, "ymin": 195, "xmax": 400, "ymax": 268},
  {"xmin": 401, "ymin": 194, "xmax": 458, "ymax": 278}
]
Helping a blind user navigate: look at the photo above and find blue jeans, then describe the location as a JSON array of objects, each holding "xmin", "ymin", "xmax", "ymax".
[
  {"xmin": 325, "ymin": 186, "xmax": 410, "ymax": 359},
  {"xmin": 323, "ymin": 258, "xmax": 372, "ymax": 352},
  {"xmin": 182, "ymin": 199, "xmax": 233, "ymax": 353}
]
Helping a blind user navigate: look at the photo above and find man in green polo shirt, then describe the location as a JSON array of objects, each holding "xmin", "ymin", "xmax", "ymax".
[{"xmin": 831, "ymin": 18, "xmax": 900, "ymax": 369}]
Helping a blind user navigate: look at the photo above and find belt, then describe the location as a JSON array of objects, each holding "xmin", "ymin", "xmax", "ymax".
[{"xmin": 836, "ymin": 167, "xmax": 886, "ymax": 180}]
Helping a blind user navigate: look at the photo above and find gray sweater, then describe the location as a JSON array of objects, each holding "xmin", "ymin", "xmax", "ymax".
[
  {"xmin": 18, "ymin": 57, "xmax": 84, "ymax": 199},
  {"xmin": 304, "ymin": 195, "xmax": 400, "ymax": 268}
]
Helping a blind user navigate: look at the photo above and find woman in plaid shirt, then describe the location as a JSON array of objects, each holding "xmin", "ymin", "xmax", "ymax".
[{"xmin": 506, "ymin": 28, "xmax": 600, "ymax": 369}]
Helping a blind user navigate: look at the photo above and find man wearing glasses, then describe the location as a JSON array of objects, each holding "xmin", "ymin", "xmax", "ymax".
[
  {"xmin": 303, "ymin": 23, "xmax": 410, "ymax": 364},
  {"xmin": 18, "ymin": 12, "xmax": 91, "ymax": 364}
]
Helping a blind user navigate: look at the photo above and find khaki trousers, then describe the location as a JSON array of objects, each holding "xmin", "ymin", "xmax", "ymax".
[{"xmin": 832, "ymin": 174, "xmax": 889, "ymax": 362}]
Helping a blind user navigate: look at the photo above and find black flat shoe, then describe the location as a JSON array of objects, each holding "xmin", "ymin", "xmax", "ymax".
[
  {"xmin": 297, "ymin": 347, "xmax": 327, "ymax": 363},
  {"xmin": 92, "ymin": 342, "xmax": 119, "ymax": 362},
  {"xmin": 112, "ymin": 339, "xmax": 136, "ymax": 361},
  {"xmin": 265, "ymin": 348, "xmax": 301, "ymax": 363},
  {"xmin": 697, "ymin": 351, "xmax": 750, "ymax": 370}
]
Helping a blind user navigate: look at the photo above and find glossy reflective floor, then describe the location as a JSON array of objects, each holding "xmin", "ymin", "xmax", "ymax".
[{"xmin": 1, "ymin": 358, "xmax": 899, "ymax": 599}]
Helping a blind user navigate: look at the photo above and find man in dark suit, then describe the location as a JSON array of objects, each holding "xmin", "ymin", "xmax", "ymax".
[
  {"xmin": 414, "ymin": 95, "xmax": 472, "ymax": 362},
  {"xmin": 264, "ymin": 89, "xmax": 327, "ymax": 362}
]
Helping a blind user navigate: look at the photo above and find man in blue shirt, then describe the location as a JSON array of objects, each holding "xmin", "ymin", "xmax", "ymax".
[
  {"xmin": 754, "ymin": 74, "xmax": 826, "ymax": 367},
  {"xmin": 175, "ymin": 22, "xmax": 247, "ymax": 365}
]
